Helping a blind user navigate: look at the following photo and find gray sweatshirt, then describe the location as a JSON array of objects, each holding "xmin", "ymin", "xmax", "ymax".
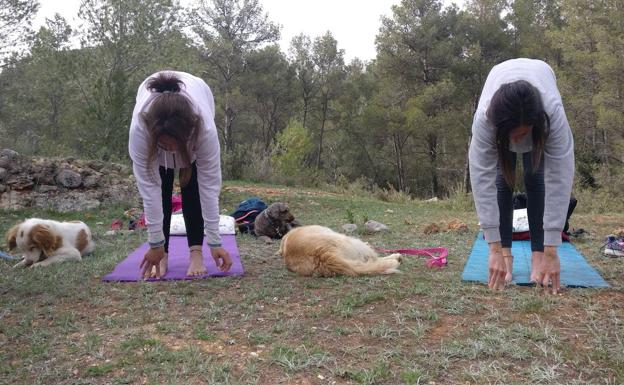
[
  {"xmin": 468, "ymin": 59, "xmax": 575, "ymax": 246},
  {"xmin": 128, "ymin": 71, "xmax": 222, "ymax": 248}
]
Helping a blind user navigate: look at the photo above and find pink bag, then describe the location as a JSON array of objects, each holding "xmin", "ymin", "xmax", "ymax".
[{"xmin": 172, "ymin": 194, "xmax": 183, "ymax": 214}]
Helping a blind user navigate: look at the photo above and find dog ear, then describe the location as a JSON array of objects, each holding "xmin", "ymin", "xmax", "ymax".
[
  {"xmin": 5, "ymin": 224, "xmax": 19, "ymax": 250},
  {"xmin": 30, "ymin": 224, "xmax": 63, "ymax": 256},
  {"xmin": 275, "ymin": 202, "xmax": 288, "ymax": 213}
]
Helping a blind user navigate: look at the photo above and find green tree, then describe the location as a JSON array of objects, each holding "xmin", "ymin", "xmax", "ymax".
[
  {"xmin": 0, "ymin": 14, "xmax": 78, "ymax": 154},
  {"xmin": 189, "ymin": 0, "xmax": 280, "ymax": 155},
  {"xmin": 288, "ymin": 34, "xmax": 318, "ymax": 129},
  {"xmin": 592, "ymin": 0, "xmax": 624, "ymax": 176},
  {"xmin": 454, "ymin": 0, "xmax": 511, "ymax": 191},
  {"xmin": 0, "ymin": 0, "xmax": 39, "ymax": 64},
  {"xmin": 75, "ymin": 0, "xmax": 181, "ymax": 158},
  {"xmin": 333, "ymin": 60, "xmax": 382, "ymax": 184},
  {"xmin": 241, "ymin": 45, "xmax": 296, "ymax": 151},
  {"xmin": 271, "ymin": 120, "xmax": 314, "ymax": 183},
  {"xmin": 551, "ymin": 0, "xmax": 602, "ymax": 175},
  {"xmin": 506, "ymin": 0, "xmax": 563, "ymax": 62},
  {"xmin": 375, "ymin": 0, "xmax": 463, "ymax": 194},
  {"xmin": 311, "ymin": 31, "xmax": 345, "ymax": 170}
]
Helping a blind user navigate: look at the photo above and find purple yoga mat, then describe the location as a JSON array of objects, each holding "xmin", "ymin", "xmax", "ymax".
[{"xmin": 102, "ymin": 234, "xmax": 244, "ymax": 282}]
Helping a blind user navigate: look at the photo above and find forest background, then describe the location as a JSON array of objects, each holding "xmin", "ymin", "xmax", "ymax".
[{"xmin": 1, "ymin": 0, "xmax": 621, "ymax": 199}]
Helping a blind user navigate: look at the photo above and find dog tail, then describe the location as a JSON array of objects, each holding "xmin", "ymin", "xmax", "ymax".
[
  {"xmin": 316, "ymin": 253, "xmax": 401, "ymax": 277},
  {"xmin": 348, "ymin": 254, "xmax": 402, "ymax": 275}
]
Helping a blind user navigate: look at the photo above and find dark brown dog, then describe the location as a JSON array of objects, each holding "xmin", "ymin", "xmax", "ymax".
[{"xmin": 254, "ymin": 202, "xmax": 300, "ymax": 243}]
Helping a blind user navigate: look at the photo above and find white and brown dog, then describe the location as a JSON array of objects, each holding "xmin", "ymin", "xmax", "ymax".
[
  {"xmin": 279, "ymin": 225, "xmax": 402, "ymax": 277},
  {"xmin": 6, "ymin": 218, "xmax": 95, "ymax": 268}
]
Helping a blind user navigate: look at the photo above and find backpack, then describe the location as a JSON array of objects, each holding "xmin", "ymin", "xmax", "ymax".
[{"xmin": 230, "ymin": 197, "xmax": 267, "ymax": 234}]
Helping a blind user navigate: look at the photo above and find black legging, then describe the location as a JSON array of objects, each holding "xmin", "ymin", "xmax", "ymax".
[
  {"xmin": 160, "ymin": 162, "xmax": 204, "ymax": 253},
  {"xmin": 496, "ymin": 152, "xmax": 545, "ymax": 252}
]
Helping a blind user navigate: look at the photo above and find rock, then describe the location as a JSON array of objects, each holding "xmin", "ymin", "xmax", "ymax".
[
  {"xmin": 342, "ymin": 223, "xmax": 358, "ymax": 233},
  {"xmin": 0, "ymin": 149, "xmax": 19, "ymax": 169},
  {"xmin": 365, "ymin": 220, "xmax": 389, "ymax": 233},
  {"xmin": 37, "ymin": 185, "xmax": 58, "ymax": 193},
  {"xmin": 34, "ymin": 192, "xmax": 100, "ymax": 212},
  {"xmin": 0, "ymin": 153, "xmax": 138, "ymax": 211},
  {"xmin": 5, "ymin": 175, "xmax": 34, "ymax": 190},
  {"xmin": 31, "ymin": 160, "xmax": 57, "ymax": 185},
  {"xmin": 426, "ymin": 197, "xmax": 439, "ymax": 202},
  {"xmin": 55, "ymin": 169, "xmax": 82, "ymax": 188},
  {"xmin": 0, "ymin": 190, "xmax": 32, "ymax": 210},
  {"xmin": 83, "ymin": 174, "xmax": 100, "ymax": 188},
  {"xmin": 446, "ymin": 218, "xmax": 469, "ymax": 233},
  {"xmin": 422, "ymin": 223, "xmax": 441, "ymax": 235},
  {"xmin": 87, "ymin": 160, "xmax": 105, "ymax": 171}
]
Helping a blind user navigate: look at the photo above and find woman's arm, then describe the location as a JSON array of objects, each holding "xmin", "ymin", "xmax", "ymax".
[
  {"xmin": 193, "ymin": 80, "xmax": 222, "ymax": 248},
  {"xmin": 543, "ymin": 105, "xmax": 575, "ymax": 246},
  {"xmin": 469, "ymin": 111, "xmax": 501, "ymax": 243},
  {"xmin": 129, "ymin": 124, "xmax": 165, "ymax": 247}
]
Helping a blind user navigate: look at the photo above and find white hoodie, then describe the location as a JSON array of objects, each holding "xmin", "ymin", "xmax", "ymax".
[
  {"xmin": 468, "ymin": 59, "xmax": 575, "ymax": 246},
  {"xmin": 128, "ymin": 71, "xmax": 222, "ymax": 247}
]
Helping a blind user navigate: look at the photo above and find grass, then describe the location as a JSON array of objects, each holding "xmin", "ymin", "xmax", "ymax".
[{"xmin": 0, "ymin": 181, "xmax": 623, "ymax": 384}]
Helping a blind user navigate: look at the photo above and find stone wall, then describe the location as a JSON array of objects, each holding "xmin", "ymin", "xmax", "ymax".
[{"xmin": 0, "ymin": 149, "xmax": 139, "ymax": 212}]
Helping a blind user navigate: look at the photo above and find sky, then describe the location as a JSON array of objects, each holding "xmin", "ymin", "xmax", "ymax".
[{"xmin": 34, "ymin": 0, "xmax": 466, "ymax": 62}]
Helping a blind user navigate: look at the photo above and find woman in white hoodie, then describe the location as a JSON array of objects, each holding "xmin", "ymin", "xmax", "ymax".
[
  {"xmin": 129, "ymin": 71, "xmax": 232, "ymax": 279},
  {"xmin": 469, "ymin": 59, "xmax": 574, "ymax": 294}
]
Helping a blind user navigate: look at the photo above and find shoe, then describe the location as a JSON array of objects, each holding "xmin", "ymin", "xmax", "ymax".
[
  {"xmin": 603, "ymin": 235, "xmax": 624, "ymax": 257},
  {"xmin": 569, "ymin": 228, "xmax": 588, "ymax": 238}
]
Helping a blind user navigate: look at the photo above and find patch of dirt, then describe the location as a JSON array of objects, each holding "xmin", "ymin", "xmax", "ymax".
[{"xmin": 224, "ymin": 185, "xmax": 339, "ymax": 198}]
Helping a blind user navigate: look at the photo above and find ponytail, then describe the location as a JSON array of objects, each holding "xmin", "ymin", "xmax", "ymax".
[{"xmin": 146, "ymin": 73, "xmax": 183, "ymax": 93}]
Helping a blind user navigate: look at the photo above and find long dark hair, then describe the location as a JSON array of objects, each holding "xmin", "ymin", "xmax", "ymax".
[
  {"xmin": 487, "ymin": 80, "xmax": 549, "ymax": 187},
  {"xmin": 141, "ymin": 72, "xmax": 202, "ymax": 187}
]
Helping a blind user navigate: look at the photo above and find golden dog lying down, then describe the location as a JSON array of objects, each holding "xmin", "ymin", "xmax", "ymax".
[{"xmin": 279, "ymin": 225, "xmax": 402, "ymax": 276}]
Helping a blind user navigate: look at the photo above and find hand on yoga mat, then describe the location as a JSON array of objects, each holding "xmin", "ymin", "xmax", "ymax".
[
  {"xmin": 211, "ymin": 247, "xmax": 232, "ymax": 272},
  {"xmin": 140, "ymin": 246, "xmax": 165, "ymax": 279},
  {"xmin": 539, "ymin": 246, "xmax": 561, "ymax": 294},
  {"xmin": 487, "ymin": 242, "xmax": 507, "ymax": 290}
]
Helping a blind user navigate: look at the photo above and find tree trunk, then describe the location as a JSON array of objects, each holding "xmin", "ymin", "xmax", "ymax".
[
  {"xmin": 223, "ymin": 81, "xmax": 236, "ymax": 154},
  {"xmin": 393, "ymin": 134, "xmax": 406, "ymax": 192},
  {"xmin": 427, "ymin": 133, "xmax": 439, "ymax": 197},
  {"xmin": 316, "ymin": 93, "xmax": 328, "ymax": 169},
  {"xmin": 302, "ymin": 96, "xmax": 309, "ymax": 128},
  {"xmin": 464, "ymin": 95, "xmax": 480, "ymax": 193},
  {"xmin": 463, "ymin": 134, "xmax": 472, "ymax": 193}
]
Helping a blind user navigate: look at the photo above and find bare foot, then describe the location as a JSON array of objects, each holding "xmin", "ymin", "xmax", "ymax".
[
  {"xmin": 150, "ymin": 253, "xmax": 168, "ymax": 278},
  {"xmin": 503, "ymin": 254, "xmax": 513, "ymax": 284},
  {"xmin": 530, "ymin": 251, "xmax": 544, "ymax": 283},
  {"xmin": 187, "ymin": 248, "xmax": 207, "ymax": 277}
]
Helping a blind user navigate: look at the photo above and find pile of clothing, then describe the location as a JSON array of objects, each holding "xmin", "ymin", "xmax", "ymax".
[{"xmin": 603, "ymin": 229, "xmax": 624, "ymax": 257}]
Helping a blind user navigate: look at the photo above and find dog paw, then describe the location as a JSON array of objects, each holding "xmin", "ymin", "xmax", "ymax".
[
  {"xmin": 258, "ymin": 236, "xmax": 273, "ymax": 244},
  {"xmin": 388, "ymin": 253, "xmax": 403, "ymax": 263},
  {"xmin": 383, "ymin": 267, "xmax": 402, "ymax": 274}
]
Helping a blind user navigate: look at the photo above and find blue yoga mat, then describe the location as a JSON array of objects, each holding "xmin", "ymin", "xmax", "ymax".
[{"xmin": 462, "ymin": 233, "xmax": 609, "ymax": 288}]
